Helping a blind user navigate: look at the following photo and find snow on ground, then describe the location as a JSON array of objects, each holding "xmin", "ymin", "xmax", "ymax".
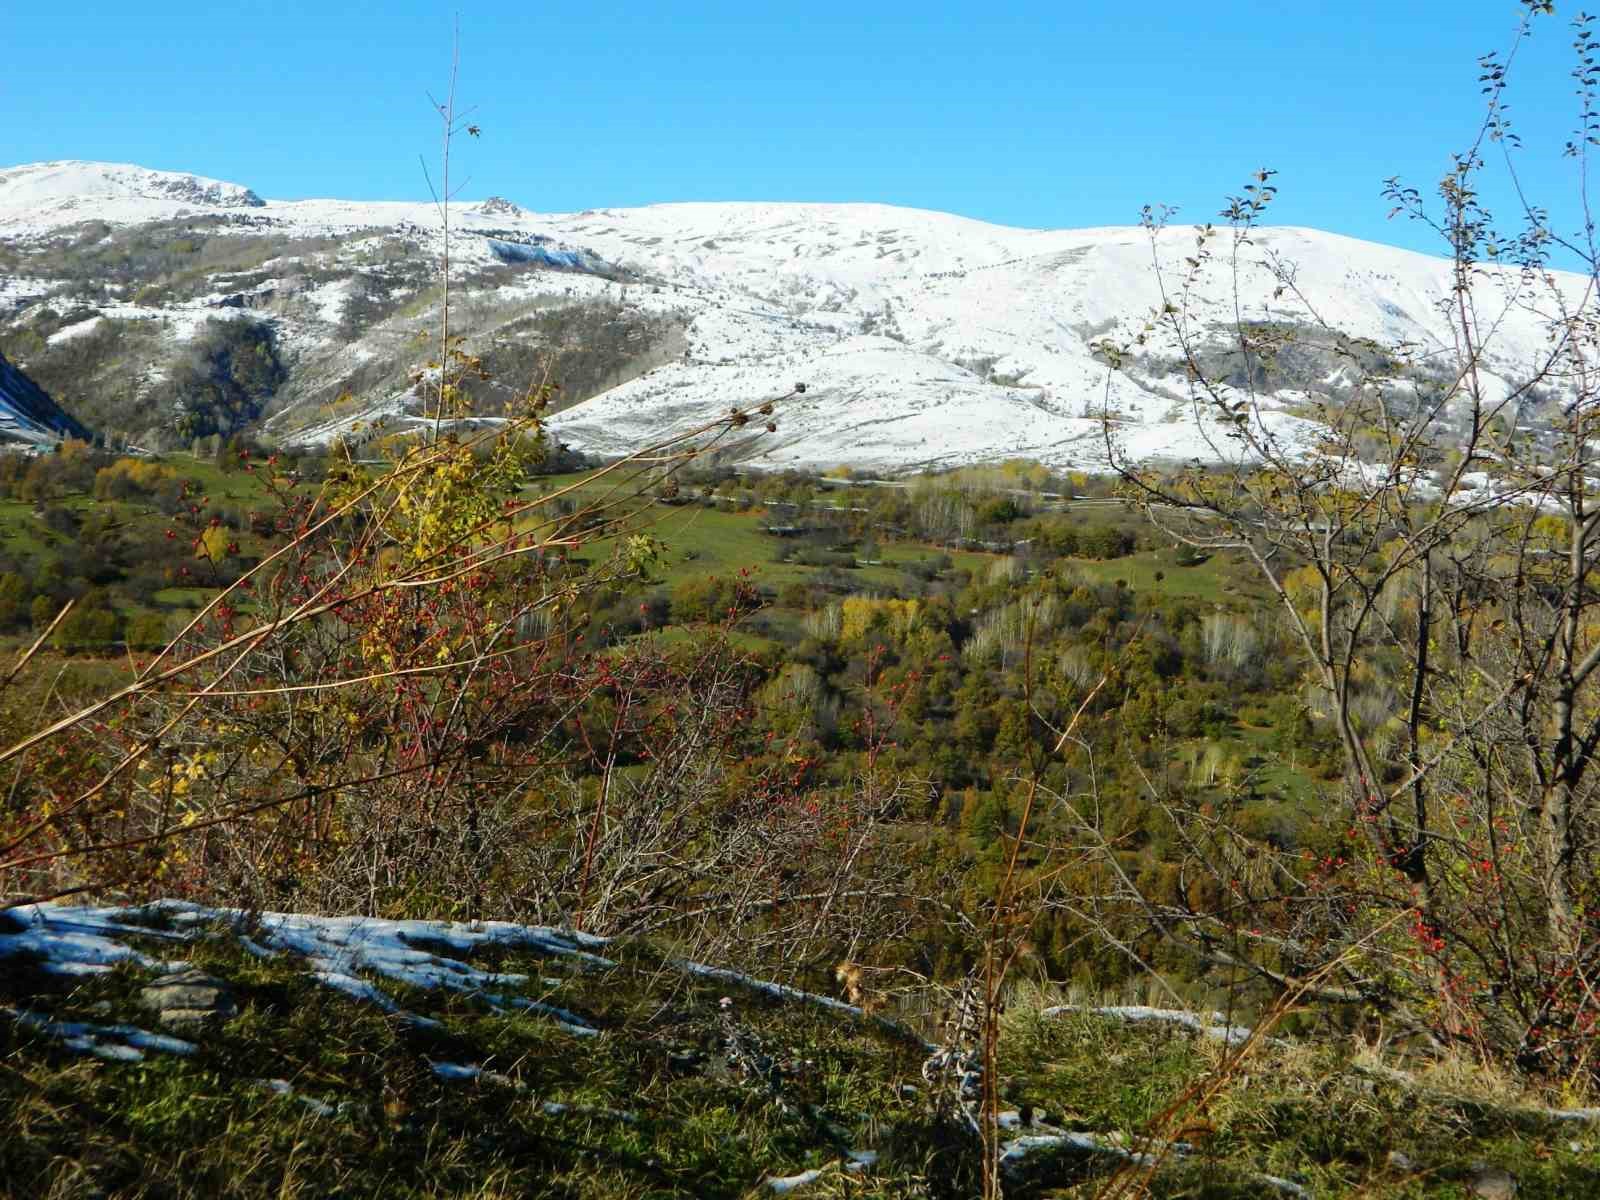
[
  {"xmin": 995, "ymin": 1125, "xmax": 1310, "ymax": 1196},
  {"xmin": 679, "ymin": 955, "xmax": 910, "ymax": 1024},
  {"xmin": 427, "ymin": 1060, "xmax": 641, "ymax": 1121},
  {"xmin": 46, "ymin": 315, "xmax": 105, "ymax": 344},
  {"xmin": 1, "ymin": 902, "xmax": 611, "ymax": 1038},
  {"xmin": 0, "ymin": 161, "xmax": 262, "ymax": 234},
  {"xmin": 0, "ymin": 904, "xmax": 190, "ymax": 976},
  {"xmin": 253, "ymin": 1077, "xmax": 354, "ymax": 1118},
  {"xmin": 3, "ymin": 899, "xmax": 1343, "ymax": 1192},
  {"xmin": 3, "ymin": 901, "xmax": 925, "ymax": 1048},
  {"xmin": 0, "ymin": 161, "xmax": 261, "ymax": 209},
  {"xmin": 265, "ymin": 386, "xmax": 434, "ymax": 447},
  {"xmin": 3, "ymin": 1008, "xmax": 196, "ymax": 1061},
  {"xmin": 1038, "ymin": 1003, "xmax": 1257, "ymax": 1046},
  {"xmin": 303, "ymin": 276, "xmax": 356, "ymax": 326},
  {"xmin": 766, "ymin": 1168, "xmax": 828, "ymax": 1193},
  {"xmin": 765, "ymin": 1150, "xmax": 878, "ymax": 1193},
  {"xmin": 31, "ymin": 298, "xmax": 260, "ymax": 346}
]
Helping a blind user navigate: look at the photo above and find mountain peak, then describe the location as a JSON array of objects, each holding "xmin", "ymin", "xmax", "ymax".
[
  {"xmin": 475, "ymin": 196, "xmax": 523, "ymax": 218},
  {"xmin": 0, "ymin": 161, "xmax": 263, "ymax": 218}
]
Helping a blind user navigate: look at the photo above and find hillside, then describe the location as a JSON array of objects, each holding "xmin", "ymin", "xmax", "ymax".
[
  {"xmin": 5, "ymin": 901, "xmax": 1597, "ymax": 1199},
  {"xmin": 0, "ymin": 351, "xmax": 91, "ymax": 447},
  {"xmin": 0, "ymin": 161, "xmax": 1577, "ymax": 468}
]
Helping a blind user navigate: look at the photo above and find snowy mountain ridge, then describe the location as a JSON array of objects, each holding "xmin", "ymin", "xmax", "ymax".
[
  {"xmin": 0, "ymin": 161, "xmax": 264, "ymax": 219},
  {"xmin": 0, "ymin": 160, "xmax": 1578, "ymax": 471}
]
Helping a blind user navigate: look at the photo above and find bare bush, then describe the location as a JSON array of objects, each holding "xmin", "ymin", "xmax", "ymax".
[{"xmin": 1093, "ymin": 6, "xmax": 1600, "ymax": 1084}]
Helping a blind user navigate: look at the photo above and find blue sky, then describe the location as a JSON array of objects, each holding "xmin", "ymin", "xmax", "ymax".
[{"xmin": 4, "ymin": 2, "xmax": 1588, "ymax": 253}]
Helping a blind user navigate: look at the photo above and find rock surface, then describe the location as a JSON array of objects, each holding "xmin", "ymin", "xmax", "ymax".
[
  {"xmin": 139, "ymin": 967, "xmax": 237, "ymax": 1028},
  {"xmin": 1470, "ymin": 1163, "xmax": 1517, "ymax": 1198}
]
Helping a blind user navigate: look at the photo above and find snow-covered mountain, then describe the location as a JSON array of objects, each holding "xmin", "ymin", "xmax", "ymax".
[
  {"xmin": 0, "ymin": 160, "xmax": 1578, "ymax": 470},
  {"xmin": 0, "ymin": 161, "xmax": 263, "ymax": 218}
]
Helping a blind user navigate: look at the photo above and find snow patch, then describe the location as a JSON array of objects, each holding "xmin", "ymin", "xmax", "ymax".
[
  {"xmin": 1039, "ymin": 1003, "xmax": 1257, "ymax": 1046},
  {"xmin": 4, "ymin": 1007, "xmax": 196, "ymax": 1061},
  {"xmin": 46, "ymin": 315, "xmax": 105, "ymax": 344},
  {"xmin": 4, "ymin": 902, "xmax": 609, "ymax": 1037}
]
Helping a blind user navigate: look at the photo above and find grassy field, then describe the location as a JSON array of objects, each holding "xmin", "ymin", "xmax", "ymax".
[
  {"xmin": 1064, "ymin": 546, "xmax": 1265, "ymax": 604},
  {"xmin": 561, "ymin": 489, "xmax": 1252, "ymax": 604}
]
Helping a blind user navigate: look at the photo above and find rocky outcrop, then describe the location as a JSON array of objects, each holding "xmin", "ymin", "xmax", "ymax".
[
  {"xmin": 146, "ymin": 175, "xmax": 264, "ymax": 208},
  {"xmin": 477, "ymin": 196, "xmax": 523, "ymax": 218}
]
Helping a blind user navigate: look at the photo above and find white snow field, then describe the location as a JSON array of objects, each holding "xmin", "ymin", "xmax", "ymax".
[{"xmin": 0, "ymin": 161, "xmax": 1585, "ymax": 471}]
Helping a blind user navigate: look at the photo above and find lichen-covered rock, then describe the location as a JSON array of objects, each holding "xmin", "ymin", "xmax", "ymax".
[{"xmin": 139, "ymin": 968, "xmax": 236, "ymax": 1028}]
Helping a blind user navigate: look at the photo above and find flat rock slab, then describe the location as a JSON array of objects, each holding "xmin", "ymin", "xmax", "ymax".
[
  {"xmin": 139, "ymin": 968, "xmax": 236, "ymax": 1028},
  {"xmin": 1471, "ymin": 1165, "xmax": 1517, "ymax": 1199}
]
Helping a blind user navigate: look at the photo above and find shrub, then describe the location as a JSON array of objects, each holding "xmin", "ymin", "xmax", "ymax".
[{"xmin": 52, "ymin": 602, "xmax": 121, "ymax": 653}]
